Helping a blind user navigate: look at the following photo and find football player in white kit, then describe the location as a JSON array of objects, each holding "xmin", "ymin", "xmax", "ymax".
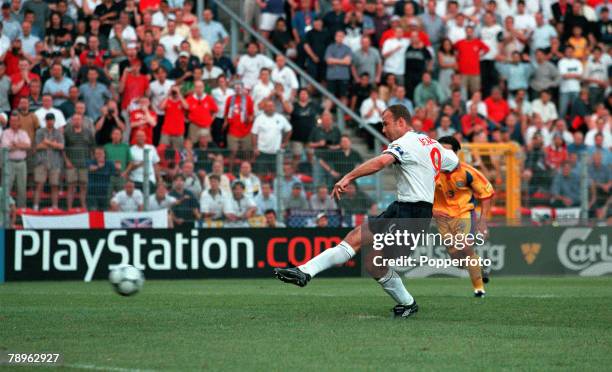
[{"xmin": 274, "ymin": 105, "xmax": 459, "ymax": 318}]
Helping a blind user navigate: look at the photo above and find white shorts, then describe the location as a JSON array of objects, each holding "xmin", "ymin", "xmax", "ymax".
[{"xmin": 260, "ymin": 13, "xmax": 283, "ymax": 31}]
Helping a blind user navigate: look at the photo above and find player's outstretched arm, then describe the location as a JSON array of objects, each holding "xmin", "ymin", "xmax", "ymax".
[{"xmin": 332, "ymin": 153, "xmax": 395, "ymax": 200}]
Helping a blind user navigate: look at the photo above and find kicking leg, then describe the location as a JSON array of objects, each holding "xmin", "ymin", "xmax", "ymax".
[
  {"xmin": 274, "ymin": 222, "xmax": 417, "ymax": 316},
  {"xmin": 274, "ymin": 225, "xmax": 362, "ymax": 286}
]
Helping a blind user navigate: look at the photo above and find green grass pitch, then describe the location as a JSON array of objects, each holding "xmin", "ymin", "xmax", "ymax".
[{"xmin": 1, "ymin": 277, "xmax": 612, "ymax": 371}]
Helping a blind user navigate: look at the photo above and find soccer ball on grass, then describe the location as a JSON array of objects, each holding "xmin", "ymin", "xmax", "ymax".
[{"xmin": 109, "ymin": 265, "xmax": 144, "ymax": 296}]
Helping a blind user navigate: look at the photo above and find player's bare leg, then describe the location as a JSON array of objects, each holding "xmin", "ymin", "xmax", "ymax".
[{"xmin": 274, "ymin": 223, "xmax": 418, "ymax": 317}]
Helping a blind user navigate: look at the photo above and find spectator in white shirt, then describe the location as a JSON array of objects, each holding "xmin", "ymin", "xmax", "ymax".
[
  {"xmin": 159, "ymin": 19, "xmax": 185, "ymax": 64},
  {"xmin": 382, "ymin": 26, "xmax": 409, "ymax": 85},
  {"xmin": 550, "ymin": 119, "xmax": 574, "ymax": 145},
  {"xmin": 147, "ymin": 182, "xmax": 178, "ymax": 211},
  {"xmin": 271, "ymin": 54, "xmax": 299, "ymax": 102},
  {"xmin": 110, "ymin": 180, "xmax": 144, "ymax": 212},
  {"xmin": 203, "ymin": 160, "xmax": 232, "ymax": 194},
  {"xmin": 223, "ymin": 181, "xmax": 257, "ymax": 227},
  {"xmin": 360, "ymin": 87, "xmax": 387, "ymax": 149},
  {"xmin": 237, "ymin": 161, "xmax": 261, "ymax": 198},
  {"xmin": 251, "ymin": 68, "xmax": 275, "ymax": 114},
  {"xmin": 525, "ymin": 114, "xmax": 552, "ymax": 147},
  {"xmin": 514, "ymin": 1, "xmax": 536, "ymax": 35},
  {"xmin": 583, "ymin": 47, "xmax": 609, "ymax": 109},
  {"xmin": 251, "ymin": 99, "xmax": 292, "ymax": 173},
  {"xmin": 531, "ymin": 90, "xmax": 558, "ymax": 125},
  {"xmin": 200, "ymin": 174, "xmax": 226, "ymax": 221},
  {"xmin": 236, "ymin": 41, "xmax": 275, "ymax": 90},
  {"xmin": 148, "ymin": 67, "xmax": 175, "ymax": 135},
  {"xmin": 558, "ymin": 46, "xmax": 583, "ymax": 120},
  {"xmin": 35, "ymin": 95, "xmax": 67, "ymax": 129},
  {"xmin": 123, "ymin": 129, "xmax": 161, "ymax": 189},
  {"xmin": 585, "ymin": 118, "xmax": 612, "ymax": 148}
]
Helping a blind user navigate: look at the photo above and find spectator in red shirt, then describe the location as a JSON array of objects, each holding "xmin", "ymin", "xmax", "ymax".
[
  {"xmin": 79, "ymin": 35, "xmax": 105, "ymax": 68},
  {"xmin": 4, "ymin": 38, "xmax": 23, "ymax": 76},
  {"xmin": 461, "ymin": 103, "xmax": 488, "ymax": 140},
  {"xmin": 129, "ymin": 97, "xmax": 157, "ymax": 145},
  {"xmin": 186, "ymin": 80, "xmax": 218, "ymax": 143},
  {"xmin": 484, "ymin": 87, "xmax": 510, "ymax": 126},
  {"xmin": 10, "ymin": 59, "xmax": 40, "ymax": 108},
  {"xmin": 160, "ymin": 85, "xmax": 189, "ymax": 150},
  {"xmin": 454, "ymin": 26, "xmax": 489, "ymax": 97},
  {"xmin": 545, "ymin": 135, "xmax": 569, "ymax": 171},
  {"xmin": 224, "ymin": 81, "xmax": 254, "ymax": 172},
  {"xmin": 119, "ymin": 59, "xmax": 150, "ymax": 112}
]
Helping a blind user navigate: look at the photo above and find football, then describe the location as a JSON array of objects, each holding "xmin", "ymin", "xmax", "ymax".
[{"xmin": 109, "ymin": 265, "xmax": 145, "ymax": 296}]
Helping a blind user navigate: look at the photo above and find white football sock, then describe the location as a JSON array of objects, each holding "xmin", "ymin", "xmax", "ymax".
[
  {"xmin": 378, "ymin": 269, "xmax": 414, "ymax": 305},
  {"xmin": 298, "ymin": 241, "xmax": 356, "ymax": 277}
]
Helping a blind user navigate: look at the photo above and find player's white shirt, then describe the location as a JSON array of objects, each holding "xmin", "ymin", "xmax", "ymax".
[{"xmin": 383, "ymin": 131, "xmax": 459, "ymax": 203}]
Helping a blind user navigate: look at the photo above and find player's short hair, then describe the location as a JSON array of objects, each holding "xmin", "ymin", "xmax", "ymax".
[
  {"xmin": 209, "ymin": 174, "xmax": 221, "ymax": 182},
  {"xmin": 438, "ymin": 136, "xmax": 461, "ymax": 153},
  {"xmin": 384, "ymin": 104, "xmax": 411, "ymax": 123},
  {"xmin": 264, "ymin": 209, "xmax": 276, "ymax": 216}
]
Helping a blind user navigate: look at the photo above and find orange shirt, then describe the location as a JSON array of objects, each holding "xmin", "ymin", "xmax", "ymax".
[{"xmin": 434, "ymin": 162, "xmax": 494, "ymax": 218}]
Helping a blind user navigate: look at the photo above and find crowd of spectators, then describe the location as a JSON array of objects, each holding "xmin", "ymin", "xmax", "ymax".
[{"xmin": 0, "ymin": 0, "xmax": 610, "ymax": 226}]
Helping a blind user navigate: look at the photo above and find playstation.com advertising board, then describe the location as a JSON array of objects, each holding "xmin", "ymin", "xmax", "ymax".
[{"xmin": 0, "ymin": 226, "xmax": 610, "ymax": 282}]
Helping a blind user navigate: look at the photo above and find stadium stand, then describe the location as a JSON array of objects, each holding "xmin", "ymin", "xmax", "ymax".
[{"xmin": 0, "ymin": 0, "xmax": 610, "ymax": 228}]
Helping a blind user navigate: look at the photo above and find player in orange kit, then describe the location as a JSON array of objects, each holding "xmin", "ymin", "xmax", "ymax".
[{"xmin": 434, "ymin": 136, "xmax": 494, "ymax": 297}]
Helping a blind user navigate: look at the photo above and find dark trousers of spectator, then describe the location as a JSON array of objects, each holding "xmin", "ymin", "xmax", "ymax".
[
  {"xmin": 404, "ymin": 75, "xmax": 422, "ymax": 101},
  {"xmin": 305, "ymin": 60, "xmax": 326, "ymax": 82},
  {"xmin": 88, "ymin": 194, "xmax": 109, "ymax": 211},
  {"xmin": 153, "ymin": 115, "xmax": 165, "ymax": 146},
  {"xmin": 480, "ymin": 60, "xmax": 498, "ymax": 98},
  {"xmin": 551, "ymin": 199, "xmax": 579, "ymax": 208},
  {"xmin": 135, "ymin": 181, "xmax": 156, "ymax": 193},
  {"xmin": 254, "ymin": 152, "xmax": 278, "ymax": 175},
  {"xmin": 589, "ymin": 87, "xmax": 605, "ymax": 110},
  {"xmin": 211, "ymin": 117, "xmax": 226, "ymax": 148}
]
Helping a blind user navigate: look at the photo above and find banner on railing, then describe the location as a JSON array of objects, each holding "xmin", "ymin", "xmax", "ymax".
[{"xmin": 21, "ymin": 210, "xmax": 169, "ymax": 229}]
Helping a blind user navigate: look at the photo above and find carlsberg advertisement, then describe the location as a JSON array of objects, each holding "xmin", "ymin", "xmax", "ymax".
[{"xmin": 401, "ymin": 226, "xmax": 611, "ymax": 278}]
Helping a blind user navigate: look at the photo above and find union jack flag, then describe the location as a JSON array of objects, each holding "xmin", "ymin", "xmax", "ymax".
[{"xmin": 121, "ymin": 217, "xmax": 153, "ymax": 228}]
